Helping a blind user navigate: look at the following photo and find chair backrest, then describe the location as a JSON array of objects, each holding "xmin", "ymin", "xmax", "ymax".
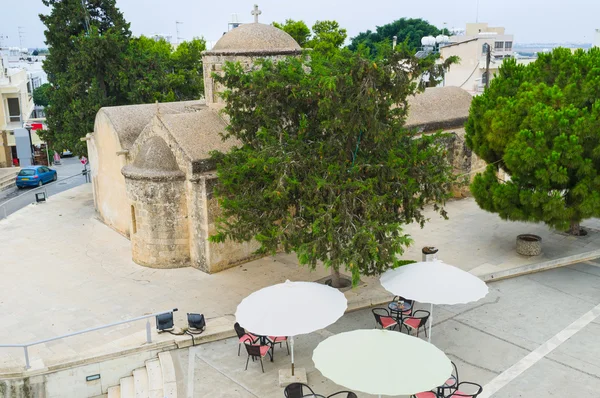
[
  {"xmin": 450, "ymin": 382, "xmax": 483, "ymax": 397},
  {"xmin": 412, "ymin": 310, "xmax": 431, "ymax": 327},
  {"xmin": 284, "ymin": 383, "xmax": 315, "ymax": 398},
  {"xmin": 234, "ymin": 322, "xmax": 246, "ymax": 339},
  {"xmin": 372, "ymin": 308, "xmax": 389, "ymax": 327},
  {"xmin": 393, "ymin": 295, "xmax": 414, "ymax": 306},
  {"xmin": 327, "ymin": 391, "xmax": 358, "ymax": 398},
  {"xmin": 244, "ymin": 343, "xmax": 261, "ymax": 357}
]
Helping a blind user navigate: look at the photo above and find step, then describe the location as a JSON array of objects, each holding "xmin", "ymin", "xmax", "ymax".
[
  {"xmin": 107, "ymin": 385, "xmax": 121, "ymax": 398},
  {"xmin": 158, "ymin": 351, "xmax": 178, "ymax": 398},
  {"xmin": 145, "ymin": 359, "xmax": 164, "ymax": 398},
  {"xmin": 120, "ymin": 376, "xmax": 135, "ymax": 398},
  {"xmin": 133, "ymin": 367, "xmax": 150, "ymax": 398}
]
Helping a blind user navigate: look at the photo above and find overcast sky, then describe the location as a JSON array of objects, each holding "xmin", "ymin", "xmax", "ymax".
[{"xmin": 1, "ymin": 0, "xmax": 598, "ymax": 49}]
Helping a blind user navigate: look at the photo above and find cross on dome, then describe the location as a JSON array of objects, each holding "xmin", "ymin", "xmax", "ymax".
[{"xmin": 251, "ymin": 4, "xmax": 261, "ymax": 23}]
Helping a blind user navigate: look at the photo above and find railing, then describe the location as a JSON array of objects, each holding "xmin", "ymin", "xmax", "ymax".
[
  {"xmin": 0, "ymin": 308, "xmax": 178, "ymax": 370},
  {"xmin": 0, "ymin": 170, "xmax": 89, "ymax": 219}
]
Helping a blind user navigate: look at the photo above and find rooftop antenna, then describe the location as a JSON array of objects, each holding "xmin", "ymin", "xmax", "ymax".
[
  {"xmin": 176, "ymin": 21, "xmax": 184, "ymax": 44},
  {"xmin": 0, "ymin": 34, "xmax": 8, "ymax": 48},
  {"xmin": 476, "ymin": 0, "xmax": 480, "ymax": 23},
  {"xmin": 18, "ymin": 26, "xmax": 25, "ymax": 50}
]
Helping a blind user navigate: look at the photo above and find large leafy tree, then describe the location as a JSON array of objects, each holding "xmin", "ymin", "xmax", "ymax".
[
  {"xmin": 349, "ymin": 18, "xmax": 448, "ymax": 55},
  {"xmin": 273, "ymin": 19, "xmax": 347, "ymax": 54},
  {"xmin": 272, "ymin": 19, "xmax": 311, "ymax": 47},
  {"xmin": 33, "ymin": 83, "xmax": 52, "ymax": 107},
  {"xmin": 40, "ymin": 0, "xmax": 131, "ymax": 155},
  {"xmin": 210, "ymin": 49, "xmax": 455, "ymax": 287},
  {"xmin": 466, "ymin": 48, "xmax": 600, "ymax": 236}
]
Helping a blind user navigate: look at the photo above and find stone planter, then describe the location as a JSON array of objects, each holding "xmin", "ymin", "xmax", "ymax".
[{"xmin": 516, "ymin": 234, "xmax": 542, "ymax": 256}]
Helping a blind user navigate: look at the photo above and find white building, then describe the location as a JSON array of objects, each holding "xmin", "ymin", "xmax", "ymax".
[
  {"xmin": 0, "ymin": 53, "xmax": 47, "ymax": 167},
  {"xmin": 440, "ymin": 23, "xmax": 515, "ymax": 94}
]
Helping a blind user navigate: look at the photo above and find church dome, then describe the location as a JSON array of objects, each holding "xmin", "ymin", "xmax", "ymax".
[
  {"xmin": 122, "ymin": 136, "xmax": 185, "ymax": 181},
  {"xmin": 208, "ymin": 23, "xmax": 302, "ymax": 55}
]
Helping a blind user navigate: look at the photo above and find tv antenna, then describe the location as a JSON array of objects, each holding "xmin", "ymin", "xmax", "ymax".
[
  {"xmin": 176, "ymin": 21, "xmax": 184, "ymax": 44},
  {"xmin": 18, "ymin": 27, "xmax": 25, "ymax": 50}
]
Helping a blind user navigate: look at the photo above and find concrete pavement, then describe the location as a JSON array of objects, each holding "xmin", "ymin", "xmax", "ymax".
[
  {"xmin": 0, "ymin": 183, "xmax": 599, "ymax": 375},
  {"xmin": 184, "ymin": 262, "xmax": 600, "ymax": 397}
]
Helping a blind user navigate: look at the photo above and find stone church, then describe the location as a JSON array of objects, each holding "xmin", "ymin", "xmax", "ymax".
[{"xmin": 86, "ymin": 20, "xmax": 480, "ymax": 274}]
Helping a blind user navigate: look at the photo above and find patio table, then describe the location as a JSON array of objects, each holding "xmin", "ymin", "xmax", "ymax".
[{"xmin": 388, "ymin": 301, "xmax": 413, "ymax": 322}]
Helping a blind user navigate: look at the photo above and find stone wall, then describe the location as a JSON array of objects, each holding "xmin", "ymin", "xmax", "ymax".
[
  {"xmin": 125, "ymin": 178, "xmax": 190, "ymax": 268},
  {"xmin": 89, "ymin": 112, "xmax": 132, "ymax": 237}
]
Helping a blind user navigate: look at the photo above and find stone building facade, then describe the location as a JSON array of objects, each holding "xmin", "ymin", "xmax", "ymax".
[{"xmin": 87, "ymin": 22, "xmax": 481, "ymax": 273}]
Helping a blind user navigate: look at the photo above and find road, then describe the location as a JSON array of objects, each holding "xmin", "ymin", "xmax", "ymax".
[{"xmin": 0, "ymin": 157, "xmax": 88, "ymax": 219}]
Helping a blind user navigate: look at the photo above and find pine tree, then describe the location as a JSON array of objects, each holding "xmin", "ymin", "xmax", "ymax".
[{"xmin": 466, "ymin": 48, "xmax": 600, "ymax": 235}]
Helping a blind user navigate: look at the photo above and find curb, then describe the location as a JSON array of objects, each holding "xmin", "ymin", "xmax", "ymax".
[{"xmin": 479, "ymin": 249, "xmax": 600, "ymax": 283}]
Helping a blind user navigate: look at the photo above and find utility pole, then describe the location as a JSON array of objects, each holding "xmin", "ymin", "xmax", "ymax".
[
  {"xmin": 476, "ymin": 0, "xmax": 480, "ymax": 23},
  {"xmin": 176, "ymin": 21, "xmax": 183, "ymax": 45},
  {"xmin": 484, "ymin": 42, "xmax": 491, "ymax": 89}
]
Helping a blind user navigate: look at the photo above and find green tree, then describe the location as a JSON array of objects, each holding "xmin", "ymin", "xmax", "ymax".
[
  {"xmin": 349, "ymin": 18, "xmax": 447, "ymax": 55},
  {"xmin": 272, "ymin": 19, "xmax": 311, "ymax": 47},
  {"xmin": 466, "ymin": 48, "xmax": 600, "ymax": 236},
  {"xmin": 168, "ymin": 38, "xmax": 207, "ymax": 100},
  {"xmin": 40, "ymin": 0, "xmax": 131, "ymax": 155},
  {"xmin": 307, "ymin": 20, "xmax": 347, "ymax": 54},
  {"xmin": 210, "ymin": 49, "xmax": 455, "ymax": 287},
  {"xmin": 33, "ymin": 83, "xmax": 52, "ymax": 107}
]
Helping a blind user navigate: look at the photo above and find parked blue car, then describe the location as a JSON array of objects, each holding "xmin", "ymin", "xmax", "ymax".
[{"xmin": 16, "ymin": 166, "xmax": 58, "ymax": 188}]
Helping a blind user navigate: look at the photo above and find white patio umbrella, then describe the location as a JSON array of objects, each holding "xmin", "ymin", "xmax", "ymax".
[
  {"xmin": 236, "ymin": 280, "xmax": 347, "ymax": 375},
  {"xmin": 380, "ymin": 260, "xmax": 489, "ymax": 342},
  {"xmin": 313, "ymin": 329, "xmax": 452, "ymax": 397}
]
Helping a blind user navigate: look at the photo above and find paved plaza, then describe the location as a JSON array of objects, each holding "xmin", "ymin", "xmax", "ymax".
[
  {"xmin": 0, "ymin": 184, "xmax": 599, "ymax": 377},
  {"xmin": 182, "ymin": 263, "xmax": 600, "ymax": 397}
]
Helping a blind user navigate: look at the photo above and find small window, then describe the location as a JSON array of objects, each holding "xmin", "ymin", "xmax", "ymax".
[
  {"xmin": 505, "ymin": 41, "xmax": 513, "ymax": 50},
  {"xmin": 7, "ymin": 98, "xmax": 21, "ymax": 122},
  {"xmin": 18, "ymin": 169, "xmax": 35, "ymax": 176},
  {"xmin": 131, "ymin": 205, "xmax": 137, "ymax": 234},
  {"xmin": 494, "ymin": 41, "xmax": 504, "ymax": 50}
]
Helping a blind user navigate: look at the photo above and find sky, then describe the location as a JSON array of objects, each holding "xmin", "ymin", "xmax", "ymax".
[{"xmin": 1, "ymin": 0, "xmax": 598, "ymax": 49}]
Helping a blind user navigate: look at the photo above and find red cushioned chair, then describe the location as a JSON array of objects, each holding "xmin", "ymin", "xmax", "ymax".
[
  {"xmin": 400, "ymin": 310, "xmax": 430, "ymax": 337},
  {"xmin": 393, "ymin": 295, "xmax": 414, "ymax": 317},
  {"xmin": 243, "ymin": 343, "xmax": 271, "ymax": 373},
  {"xmin": 411, "ymin": 361, "xmax": 459, "ymax": 398},
  {"xmin": 284, "ymin": 382, "xmax": 316, "ymax": 398},
  {"xmin": 234, "ymin": 322, "xmax": 258, "ymax": 356},
  {"xmin": 267, "ymin": 335, "xmax": 290, "ymax": 355},
  {"xmin": 327, "ymin": 391, "xmax": 358, "ymax": 398},
  {"xmin": 372, "ymin": 308, "xmax": 400, "ymax": 331}
]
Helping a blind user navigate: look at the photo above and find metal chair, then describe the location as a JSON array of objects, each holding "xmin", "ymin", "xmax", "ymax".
[
  {"xmin": 327, "ymin": 391, "xmax": 358, "ymax": 398},
  {"xmin": 268, "ymin": 335, "xmax": 290, "ymax": 355},
  {"xmin": 372, "ymin": 308, "xmax": 400, "ymax": 331},
  {"xmin": 437, "ymin": 361, "xmax": 459, "ymax": 397},
  {"xmin": 393, "ymin": 295, "xmax": 414, "ymax": 316},
  {"xmin": 234, "ymin": 322, "xmax": 258, "ymax": 356},
  {"xmin": 243, "ymin": 343, "xmax": 271, "ymax": 373},
  {"xmin": 284, "ymin": 382, "xmax": 316, "ymax": 398},
  {"xmin": 447, "ymin": 382, "xmax": 483, "ymax": 397},
  {"xmin": 400, "ymin": 310, "xmax": 430, "ymax": 337}
]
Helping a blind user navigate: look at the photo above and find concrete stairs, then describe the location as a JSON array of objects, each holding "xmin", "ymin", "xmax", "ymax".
[
  {"xmin": 107, "ymin": 351, "xmax": 179, "ymax": 398},
  {"xmin": 0, "ymin": 168, "xmax": 19, "ymax": 193}
]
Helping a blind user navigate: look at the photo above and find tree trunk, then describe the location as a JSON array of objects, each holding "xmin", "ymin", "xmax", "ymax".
[
  {"xmin": 330, "ymin": 267, "xmax": 342, "ymax": 288},
  {"xmin": 568, "ymin": 220, "xmax": 582, "ymax": 236}
]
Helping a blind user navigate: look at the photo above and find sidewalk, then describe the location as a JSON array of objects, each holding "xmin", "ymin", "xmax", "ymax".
[{"xmin": 0, "ymin": 184, "xmax": 598, "ymax": 374}]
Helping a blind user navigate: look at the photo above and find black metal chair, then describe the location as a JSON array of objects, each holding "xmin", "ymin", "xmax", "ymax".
[
  {"xmin": 447, "ymin": 382, "xmax": 483, "ymax": 397},
  {"xmin": 393, "ymin": 295, "xmax": 414, "ymax": 316},
  {"xmin": 327, "ymin": 391, "xmax": 358, "ymax": 398},
  {"xmin": 284, "ymin": 382, "xmax": 316, "ymax": 398},
  {"xmin": 234, "ymin": 322, "xmax": 258, "ymax": 356},
  {"xmin": 372, "ymin": 308, "xmax": 400, "ymax": 331},
  {"xmin": 243, "ymin": 343, "xmax": 271, "ymax": 373},
  {"xmin": 437, "ymin": 361, "xmax": 459, "ymax": 397},
  {"xmin": 400, "ymin": 310, "xmax": 430, "ymax": 337},
  {"xmin": 268, "ymin": 335, "xmax": 290, "ymax": 356}
]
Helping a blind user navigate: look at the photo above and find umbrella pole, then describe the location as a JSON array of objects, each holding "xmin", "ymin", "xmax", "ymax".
[
  {"xmin": 291, "ymin": 335, "xmax": 295, "ymax": 376},
  {"xmin": 428, "ymin": 303, "xmax": 433, "ymax": 343}
]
